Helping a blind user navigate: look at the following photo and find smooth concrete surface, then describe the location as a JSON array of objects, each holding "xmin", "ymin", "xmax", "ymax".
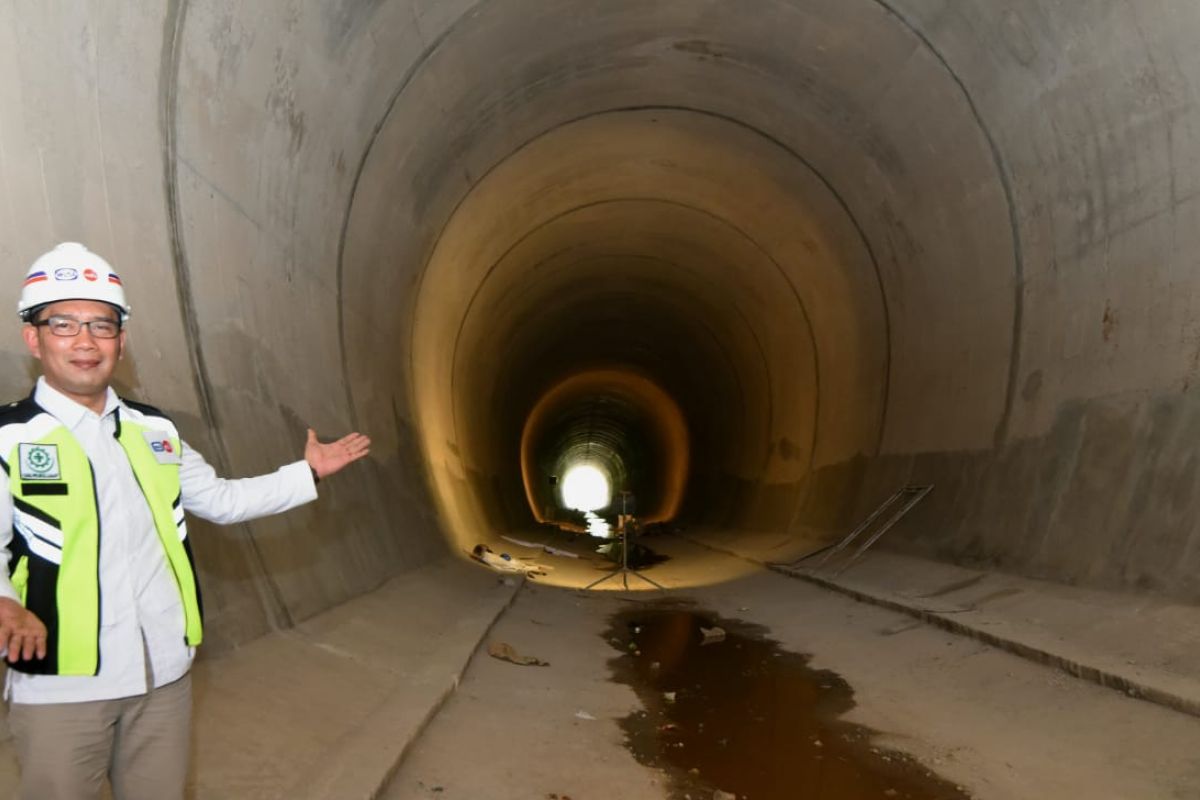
[
  {"xmin": 0, "ymin": 558, "xmax": 519, "ymax": 799},
  {"xmin": 0, "ymin": 539, "xmax": 1170, "ymax": 799},
  {"xmin": 462, "ymin": 528, "xmax": 1200, "ymax": 723},
  {"xmin": 687, "ymin": 529, "xmax": 1200, "ymax": 718},
  {"xmin": 784, "ymin": 551, "xmax": 1200, "ymax": 717},
  {"xmin": 381, "ymin": 585, "xmax": 666, "ymax": 800},
  {"xmin": 1, "ymin": 1, "xmax": 1198, "ymax": 630},
  {"xmin": 0, "ymin": 1, "xmax": 1199, "ymax": 790},
  {"xmin": 384, "ymin": 556, "xmax": 1200, "ymax": 800},
  {"xmin": 0, "ymin": 536, "xmax": 1190, "ymax": 797}
]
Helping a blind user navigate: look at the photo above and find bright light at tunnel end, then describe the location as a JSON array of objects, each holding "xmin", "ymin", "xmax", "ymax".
[{"xmin": 561, "ymin": 464, "xmax": 611, "ymax": 512}]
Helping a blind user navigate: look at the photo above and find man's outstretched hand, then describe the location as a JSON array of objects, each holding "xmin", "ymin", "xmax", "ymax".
[
  {"xmin": 0, "ymin": 597, "xmax": 46, "ymax": 664},
  {"xmin": 305, "ymin": 428, "xmax": 371, "ymax": 479}
]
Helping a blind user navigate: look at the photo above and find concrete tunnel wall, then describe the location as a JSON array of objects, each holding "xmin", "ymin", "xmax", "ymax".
[{"xmin": 0, "ymin": 0, "xmax": 1198, "ymax": 657}]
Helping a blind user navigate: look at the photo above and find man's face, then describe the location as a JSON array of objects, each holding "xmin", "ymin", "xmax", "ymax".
[{"xmin": 22, "ymin": 299, "xmax": 125, "ymax": 409}]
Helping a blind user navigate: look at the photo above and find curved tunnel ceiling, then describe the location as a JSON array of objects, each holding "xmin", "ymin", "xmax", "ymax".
[
  {"xmin": 337, "ymin": 0, "xmax": 1011, "ymax": 556},
  {"xmin": 137, "ymin": 0, "xmax": 1200, "ymax": 603}
]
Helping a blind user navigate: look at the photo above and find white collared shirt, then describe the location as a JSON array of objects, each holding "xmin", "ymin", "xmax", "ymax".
[{"xmin": 0, "ymin": 378, "xmax": 318, "ymax": 704}]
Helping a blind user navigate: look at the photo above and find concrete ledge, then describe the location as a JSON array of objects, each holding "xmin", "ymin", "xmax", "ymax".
[
  {"xmin": 684, "ymin": 533, "xmax": 1200, "ymax": 721},
  {"xmin": 772, "ymin": 563, "xmax": 1200, "ymax": 719},
  {"xmin": 0, "ymin": 558, "xmax": 517, "ymax": 799},
  {"xmin": 189, "ymin": 557, "xmax": 518, "ymax": 799}
]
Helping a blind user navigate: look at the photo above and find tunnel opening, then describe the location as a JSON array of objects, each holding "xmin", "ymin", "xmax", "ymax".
[
  {"xmin": 335, "ymin": 6, "xmax": 933, "ymax": 579},
  {"xmin": 393, "ymin": 105, "xmax": 893, "ymax": 571},
  {"xmin": 560, "ymin": 464, "xmax": 612, "ymax": 514},
  {"xmin": 522, "ymin": 370, "xmax": 689, "ymax": 538},
  {"xmin": 329, "ymin": 0, "xmax": 1200, "ymax": 600},
  {"xmin": 341, "ymin": 0, "xmax": 991, "ymax": 580}
]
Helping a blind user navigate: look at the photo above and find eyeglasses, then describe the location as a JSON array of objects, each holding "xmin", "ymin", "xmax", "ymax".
[{"xmin": 33, "ymin": 315, "xmax": 122, "ymax": 339}]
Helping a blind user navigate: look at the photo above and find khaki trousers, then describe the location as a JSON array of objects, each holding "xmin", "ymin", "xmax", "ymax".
[{"xmin": 8, "ymin": 672, "xmax": 192, "ymax": 800}]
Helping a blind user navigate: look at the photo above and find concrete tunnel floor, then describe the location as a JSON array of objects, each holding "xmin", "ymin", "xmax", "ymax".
[
  {"xmin": 1, "ymin": 538, "xmax": 1197, "ymax": 799},
  {"xmin": 6, "ymin": 1, "xmax": 1200, "ymax": 797},
  {"xmin": 383, "ymin": 547, "xmax": 1200, "ymax": 800}
]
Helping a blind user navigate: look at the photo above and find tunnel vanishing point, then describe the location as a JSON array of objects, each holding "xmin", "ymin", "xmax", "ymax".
[{"xmin": 0, "ymin": 0, "xmax": 1198, "ymax": 651}]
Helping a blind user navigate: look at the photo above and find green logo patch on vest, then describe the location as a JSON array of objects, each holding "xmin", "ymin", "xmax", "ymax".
[{"xmin": 18, "ymin": 443, "xmax": 60, "ymax": 480}]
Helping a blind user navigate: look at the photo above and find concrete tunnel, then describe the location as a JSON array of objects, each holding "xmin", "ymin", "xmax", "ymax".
[{"xmin": 2, "ymin": 0, "xmax": 1200, "ymax": 788}]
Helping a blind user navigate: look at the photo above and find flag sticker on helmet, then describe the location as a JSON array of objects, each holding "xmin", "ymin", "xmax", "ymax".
[{"xmin": 18, "ymin": 242, "xmax": 132, "ymax": 322}]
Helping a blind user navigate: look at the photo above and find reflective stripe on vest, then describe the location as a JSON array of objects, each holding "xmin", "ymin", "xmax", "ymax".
[
  {"xmin": 114, "ymin": 418, "xmax": 202, "ymax": 650},
  {"xmin": 9, "ymin": 426, "xmax": 100, "ymax": 675}
]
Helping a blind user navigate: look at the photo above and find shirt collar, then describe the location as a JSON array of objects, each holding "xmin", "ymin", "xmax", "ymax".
[{"xmin": 34, "ymin": 377, "xmax": 120, "ymax": 428}]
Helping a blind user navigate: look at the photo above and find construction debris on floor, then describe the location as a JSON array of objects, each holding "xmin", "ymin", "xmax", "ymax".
[
  {"xmin": 486, "ymin": 641, "xmax": 550, "ymax": 667},
  {"xmin": 470, "ymin": 544, "xmax": 550, "ymax": 576}
]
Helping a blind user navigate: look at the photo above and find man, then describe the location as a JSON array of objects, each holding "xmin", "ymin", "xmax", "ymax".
[{"xmin": 0, "ymin": 242, "xmax": 371, "ymax": 799}]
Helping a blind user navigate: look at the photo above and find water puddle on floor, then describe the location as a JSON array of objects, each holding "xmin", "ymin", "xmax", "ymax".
[{"xmin": 605, "ymin": 606, "xmax": 971, "ymax": 800}]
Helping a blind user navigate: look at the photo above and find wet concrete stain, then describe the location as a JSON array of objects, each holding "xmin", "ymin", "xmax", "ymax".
[
  {"xmin": 1021, "ymin": 369, "xmax": 1043, "ymax": 402},
  {"xmin": 1102, "ymin": 300, "xmax": 1119, "ymax": 343},
  {"xmin": 606, "ymin": 606, "xmax": 971, "ymax": 800},
  {"xmin": 777, "ymin": 436, "xmax": 801, "ymax": 461}
]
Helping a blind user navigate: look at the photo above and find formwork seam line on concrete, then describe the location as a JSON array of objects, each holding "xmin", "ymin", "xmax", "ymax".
[
  {"xmin": 679, "ymin": 536, "xmax": 1200, "ymax": 721},
  {"xmin": 365, "ymin": 577, "xmax": 528, "ymax": 800}
]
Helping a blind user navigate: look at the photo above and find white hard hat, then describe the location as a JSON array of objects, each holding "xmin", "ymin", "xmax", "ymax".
[{"xmin": 18, "ymin": 242, "xmax": 131, "ymax": 322}]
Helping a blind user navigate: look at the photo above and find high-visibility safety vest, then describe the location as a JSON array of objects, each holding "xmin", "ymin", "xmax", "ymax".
[{"xmin": 0, "ymin": 396, "xmax": 203, "ymax": 675}]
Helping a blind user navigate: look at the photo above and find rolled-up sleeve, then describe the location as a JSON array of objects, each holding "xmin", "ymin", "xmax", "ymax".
[{"xmin": 179, "ymin": 442, "xmax": 318, "ymax": 525}]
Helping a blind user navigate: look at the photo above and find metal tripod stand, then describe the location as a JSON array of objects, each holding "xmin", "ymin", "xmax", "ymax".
[{"xmin": 585, "ymin": 491, "xmax": 665, "ymax": 591}]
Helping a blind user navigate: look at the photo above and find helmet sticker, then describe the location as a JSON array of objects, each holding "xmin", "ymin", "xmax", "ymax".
[{"xmin": 18, "ymin": 243, "xmax": 131, "ymax": 321}]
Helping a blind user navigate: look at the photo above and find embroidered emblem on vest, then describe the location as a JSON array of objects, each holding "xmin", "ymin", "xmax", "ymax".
[
  {"xmin": 18, "ymin": 443, "xmax": 60, "ymax": 480},
  {"xmin": 142, "ymin": 430, "xmax": 182, "ymax": 465}
]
